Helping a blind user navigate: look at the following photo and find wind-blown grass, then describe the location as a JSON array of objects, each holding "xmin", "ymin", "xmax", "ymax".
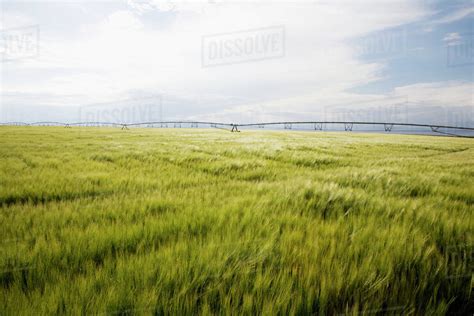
[{"xmin": 0, "ymin": 127, "xmax": 472, "ymax": 315}]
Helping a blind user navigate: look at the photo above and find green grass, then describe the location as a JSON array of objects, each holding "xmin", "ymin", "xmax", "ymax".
[{"xmin": 0, "ymin": 127, "xmax": 472, "ymax": 315}]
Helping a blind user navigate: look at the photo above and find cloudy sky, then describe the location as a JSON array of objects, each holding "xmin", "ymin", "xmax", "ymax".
[{"xmin": 0, "ymin": 0, "xmax": 472, "ymax": 126}]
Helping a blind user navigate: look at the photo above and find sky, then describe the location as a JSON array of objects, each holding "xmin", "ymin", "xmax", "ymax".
[{"xmin": 0, "ymin": 0, "xmax": 473, "ymax": 127}]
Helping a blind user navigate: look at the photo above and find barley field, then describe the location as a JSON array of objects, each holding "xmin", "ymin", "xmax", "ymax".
[{"xmin": 0, "ymin": 127, "xmax": 472, "ymax": 315}]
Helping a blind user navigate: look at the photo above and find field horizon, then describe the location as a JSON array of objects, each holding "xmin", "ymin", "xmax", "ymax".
[{"xmin": 1, "ymin": 127, "xmax": 473, "ymax": 315}]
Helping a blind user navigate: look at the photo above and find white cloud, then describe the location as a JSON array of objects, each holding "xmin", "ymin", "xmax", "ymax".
[
  {"xmin": 99, "ymin": 10, "xmax": 144, "ymax": 31},
  {"xmin": 2, "ymin": 2, "xmax": 429, "ymax": 97},
  {"xmin": 0, "ymin": 13, "xmax": 35, "ymax": 29},
  {"xmin": 392, "ymin": 81, "xmax": 473, "ymax": 107},
  {"xmin": 2, "ymin": 0, "xmax": 471, "ymax": 127},
  {"xmin": 190, "ymin": 81, "xmax": 474, "ymax": 125},
  {"xmin": 443, "ymin": 32, "xmax": 462, "ymax": 46},
  {"xmin": 432, "ymin": 6, "xmax": 474, "ymax": 25}
]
